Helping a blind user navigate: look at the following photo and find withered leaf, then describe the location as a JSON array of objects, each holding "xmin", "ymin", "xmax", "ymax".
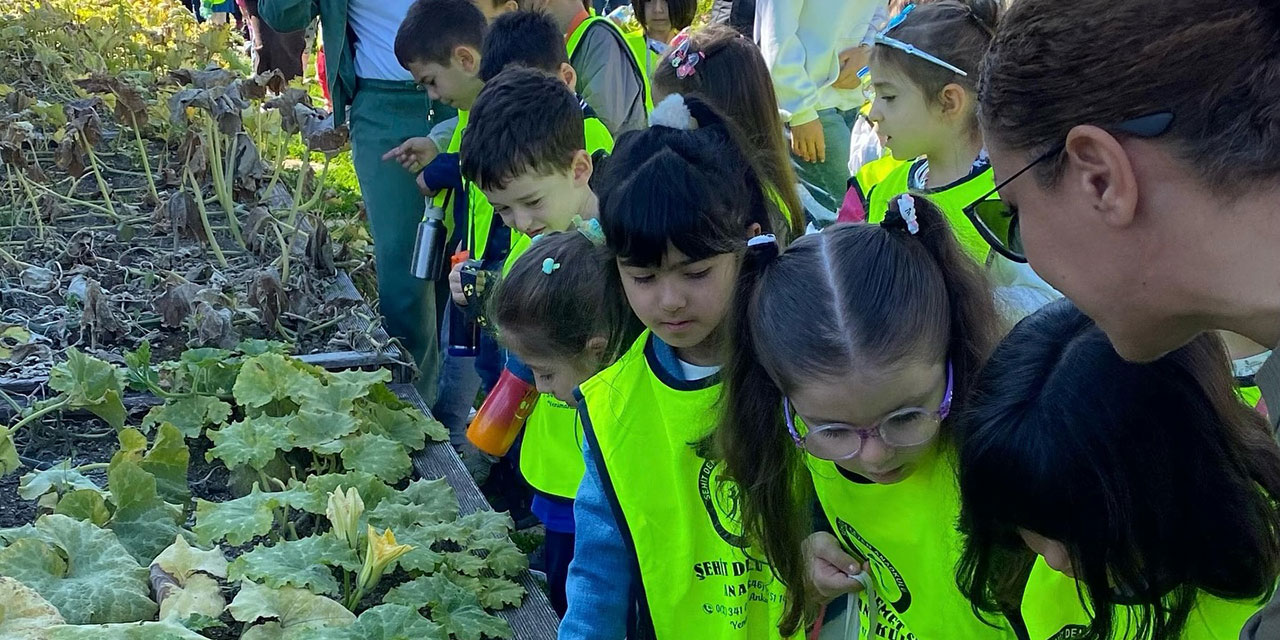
[
  {"xmin": 306, "ymin": 214, "xmax": 336, "ymax": 275},
  {"xmin": 153, "ymin": 282, "xmax": 202, "ymax": 329},
  {"xmin": 162, "ymin": 191, "xmax": 205, "ymax": 241},
  {"xmin": 81, "ymin": 277, "xmax": 126, "ymax": 343},
  {"xmin": 168, "ymin": 66, "xmax": 236, "ymax": 89},
  {"xmin": 263, "ymin": 89, "xmax": 313, "ymax": 134},
  {"xmin": 298, "ymin": 106, "xmax": 348, "ymax": 154},
  {"xmin": 54, "ymin": 137, "xmax": 86, "ymax": 178},
  {"xmin": 192, "ymin": 301, "xmax": 240, "ymax": 349},
  {"xmin": 59, "ymin": 229, "xmax": 95, "ymax": 264},
  {"xmin": 247, "ymin": 269, "xmax": 289, "ymax": 327},
  {"xmin": 63, "ymin": 97, "xmax": 105, "ymax": 146}
]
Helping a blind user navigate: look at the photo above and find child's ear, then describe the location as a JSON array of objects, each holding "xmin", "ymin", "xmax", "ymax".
[
  {"xmin": 571, "ymin": 149, "xmax": 593, "ymax": 187},
  {"xmin": 585, "ymin": 336, "xmax": 608, "ymax": 363},
  {"xmin": 456, "ymin": 46, "xmax": 480, "ymax": 74},
  {"xmin": 938, "ymin": 83, "xmax": 972, "ymax": 122},
  {"xmin": 559, "ymin": 62, "xmax": 578, "ymax": 91},
  {"xmin": 745, "ymin": 222, "xmax": 763, "ymax": 238}
]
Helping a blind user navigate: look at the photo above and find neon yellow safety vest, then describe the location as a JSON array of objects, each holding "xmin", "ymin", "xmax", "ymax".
[
  {"xmin": 508, "ymin": 116, "xmax": 615, "ymax": 498},
  {"xmin": 865, "ymin": 159, "xmax": 994, "ymax": 263},
  {"xmin": 808, "ymin": 448, "xmax": 1017, "ymax": 640},
  {"xmin": 622, "ymin": 29, "xmax": 658, "ymax": 113},
  {"xmin": 578, "ymin": 332, "xmax": 794, "ymax": 639},
  {"xmin": 852, "ymin": 155, "xmax": 910, "ymax": 208},
  {"xmin": 1240, "ymin": 385, "xmax": 1264, "ymax": 409},
  {"xmin": 566, "ymin": 15, "xmax": 650, "ymax": 118},
  {"xmin": 1022, "ymin": 557, "xmax": 1261, "ymax": 639}
]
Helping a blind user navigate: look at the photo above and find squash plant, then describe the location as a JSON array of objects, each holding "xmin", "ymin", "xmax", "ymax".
[{"xmin": 0, "ymin": 347, "xmax": 527, "ymax": 639}]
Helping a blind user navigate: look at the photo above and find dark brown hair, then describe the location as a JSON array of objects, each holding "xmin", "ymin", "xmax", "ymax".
[
  {"xmin": 979, "ymin": 0, "xmax": 1280, "ymax": 191},
  {"xmin": 490, "ymin": 231, "xmax": 642, "ymax": 364},
  {"xmin": 717, "ymin": 200, "xmax": 1002, "ymax": 633},
  {"xmin": 635, "ymin": 0, "xmax": 697, "ymax": 33},
  {"xmin": 871, "ymin": 0, "xmax": 999, "ymax": 112},
  {"xmin": 651, "ymin": 25, "xmax": 805, "ymax": 240},
  {"xmin": 460, "ymin": 66, "xmax": 584, "ymax": 190},
  {"xmin": 394, "ymin": 0, "xmax": 487, "ymax": 68},
  {"xmin": 956, "ymin": 300, "xmax": 1280, "ymax": 639}
]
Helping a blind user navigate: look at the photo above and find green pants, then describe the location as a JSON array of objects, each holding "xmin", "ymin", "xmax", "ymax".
[{"xmin": 348, "ymin": 79, "xmax": 457, "ymax": 404}]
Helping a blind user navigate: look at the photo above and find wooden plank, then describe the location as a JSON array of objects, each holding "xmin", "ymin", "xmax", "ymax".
[{"xmin": 393, "ymin": 384, "xmax": 562, "ymax": 639}]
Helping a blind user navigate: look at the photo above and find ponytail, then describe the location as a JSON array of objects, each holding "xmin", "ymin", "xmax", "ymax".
[
  {"xmin": 716, "ymin": 197, "xmax": 1001, "ymax": 633},
  {"xmin": 716, "ymin": 235, "xmax": 816, "ymax": 634}
]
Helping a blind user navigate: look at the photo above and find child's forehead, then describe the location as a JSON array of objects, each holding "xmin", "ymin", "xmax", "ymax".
[{"xmin": 487, "ymin": 166, "xmax": 572, "ymax": 197}]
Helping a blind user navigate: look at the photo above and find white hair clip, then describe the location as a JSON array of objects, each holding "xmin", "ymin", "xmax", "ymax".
[
  {"xmin": 897, "ymin": 194, "xmax": 919, "ymax": 235},
  {"xmin": 649, "ymin": 94, "xmax": 697, "ymax": 131}
]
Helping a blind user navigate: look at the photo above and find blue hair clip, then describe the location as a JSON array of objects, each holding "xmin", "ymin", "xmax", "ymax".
[
  {"xmin": 542, "ymin": 258, "xmax": 561, "ymax": 275},
  {"xmin": 573, "ymin": 215, "xmax": 605, "ymax": 247}
]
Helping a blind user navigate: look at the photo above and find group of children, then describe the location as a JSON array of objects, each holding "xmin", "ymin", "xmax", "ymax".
[{"xmin": 385, "ymin": 0, "xmax": 1280, "ymax": 638}]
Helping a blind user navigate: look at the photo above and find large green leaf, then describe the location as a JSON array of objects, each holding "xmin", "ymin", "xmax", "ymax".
[
  {"xmin": 229, "ymin": 581, "xmax": 355, "ymax": 639},
  {"xmin": 152, "ymin": 535, "xmax": 228, "ymax": 580},
  {"xmin": 323, "ymin": 369, "xmax": 392, "ymax": 401},
  {"xmin": 0, "ymin": 576, "xmax": 66, "ymax": 638},
  {"xmin": 363, "ymin": 404, "xmax": 448, "ymax": 450},
  {"xmin": 139, "ymin": 423, "xmax": 191, "ymax": 505},
  {"xmin": 392, "ymin": 526, "xmax": 446, "ymax": 574},
  {"xmin": 233, "ymin": 353, "xmax": 322, "ymax": 409},
  {"xmin": 47, "ymin": 349, "xmax": 126, "ymax": 430},
  {"xmin": 123, "ymin": 341, "xmax": 160, "ymax": 393},
  {"xmin": 170, "ymin": 348, "xmax": 239, "ymax": 396},
  {"xmin": 0, "ymin": 429, "xmax": 19, "ymax": 476},
  {"xmin": 0, "ymin": 515, "xmax": 156, "ymax": 624},
  {"xmin": 297, "ymin": 472, "xmax": 395, "ymax": 514},
  {"xmin": 455, "ymin": 511, "xmax": 517, "ymax": 542},
  {"xmin": 286, "ymin": 408, "xmax": 360, "ymax": 451},
  {"xmin": 339, "ymin": 433, "xmax": 411, "ymax": 484},
  {"xmin": 438, "ymin": 573, "xmax": 526, "ymax": 610},
  {"xmin": 193, "ymin": 484, "xmax": 309, "ymax": 546},
  {"xmin": 142, "ymin": 396, "xmax": 232, "ymax": 439},
  {"xmin": 54, "ymin": 489, "xmax": 111, "ymax": 526},
  {"xmin": 226, "ymin": 535, "xmax": 359, "ymax": 596},
  {"xmin": 47, "ymin": 620, "xmax": 209, "ymax": 639},
  {"xmin": 157, "ymin": 573, "xmax": 225, "ymax": 624},
  {"xmin": 205, "ymin": 415, "xmax": 293, "ymax": 471},
  {"xmin": 106, "ymin": 453, "xmax": 185, "ymax": 564},
  {"xmin": 365, "ymin": 478, "xmax": 459, "ymax": 531},
  {"xmin": 309, "ymin": 604, "xmax": 447, "ymax": 640},
  {"xmin": 474, "ymin": 538, "xmax": 529, "ymax": 578},
  {"xmin": 442, "ymin": 551, "xmax": 487, "ymax": 577},
  {"xmin": 384, "ymin": 575, "xmax": 511, "ymax": 640},
  {"xmin": 19, "ymin": 461, "xmax": 100, "ymax": 500}
]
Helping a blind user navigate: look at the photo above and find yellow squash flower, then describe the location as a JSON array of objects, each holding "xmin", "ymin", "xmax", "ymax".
[
  {"xmin": 356, "ymin": 525, "xmax": 413, "ymax": 593},
  {"xmin": 325, "ymin": 486, "xmax": 364, "ymax": 551}
]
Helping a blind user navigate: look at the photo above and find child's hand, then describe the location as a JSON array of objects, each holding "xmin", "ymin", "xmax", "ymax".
[
  {"xmin": 417, "ymin": 171, "xmax": 437, "ymax": 196},
  {"xmin": 833, "ymin": 45, "xmax": 871, "ymax": 90},
  {"xmin": 791, "ymin": 119, "xmax": 827, "ymax": 164},
  {"xmin": 382, "ymin": 136, "xmax": 439, "ymax": 173},
  {"xmin": 803, "ymin": 531, "xmax": 869, "ymax": 603},
  {"xmin": 449, "ymin": 261, "xmax": 468, "ymax": 307}
]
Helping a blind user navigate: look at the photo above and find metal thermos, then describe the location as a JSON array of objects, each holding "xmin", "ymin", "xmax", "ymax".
[{"xmin": 410, "ymin": 202, "xmax": 448, "ymax": 280}]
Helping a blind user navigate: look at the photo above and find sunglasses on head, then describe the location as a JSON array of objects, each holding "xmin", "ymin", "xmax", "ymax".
[{"xmin": 962, "ymin": 111, "xmax": 1176, "ymax": 263}]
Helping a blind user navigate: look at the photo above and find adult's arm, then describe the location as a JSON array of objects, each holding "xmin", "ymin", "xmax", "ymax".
[
  {"xmin": 573, "ymin": 26, "xmax": 646, "ymax": 134},
  {"xmin": 558, "ymin": 439, "xmax": 632, "ymax": 639},
  {"xmin": 754, "ymin": 0, "xmax": 819, "ymax": 127},
  {"xmin": 257, "ymin": 0, "xmax": 319, "ymax": 34}
]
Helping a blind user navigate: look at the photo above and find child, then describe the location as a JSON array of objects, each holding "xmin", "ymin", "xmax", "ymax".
[
  {"xmin": 624, "ymin": 0, "xmax": 696, "ymax": 79},
  {"xmin": 472, "ymin": 0, "xmax": 518, "ymax": 20},
  {"xmin": 520, "ymin": 0, "xmax": 647, "ymax": 133},
  {"xmin": 955, "ymin": 300, "xmax": 1280, "ymax": 639},
  {"xmin": 459, "ymin": 65, "xmax": 613, "ymax": 615},
  {"xmin": 717, "ymin": 198, "xmax": 1017, "ymax": 638},
  {"xmin": 650, "ymin": 24, "xmax": 805, "ymax": 241},
  {"xmin": 860, "ymin": 0, "xmax": 1058, "ymax": 319},
  {"xmin": 561, "ymin": 94, "xmax": 793, "ymax": 639},
  {"xmin": 487, "ymin": 228, "xmax": 643, "ymax": 613}
]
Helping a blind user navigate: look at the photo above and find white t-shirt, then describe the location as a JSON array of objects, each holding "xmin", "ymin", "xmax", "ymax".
[
  {"xmin": 347, "ymin": 0, "xmax": 416, "ymax": 81},
  {"xmin": 678, "ymin": 359, "xmax": 721, "ymax": 382}
]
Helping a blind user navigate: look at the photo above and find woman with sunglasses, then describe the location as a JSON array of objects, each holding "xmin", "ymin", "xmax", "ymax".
[
  {"xmin": 716, "ymin": 197, "xmax": 1017, "ymax": 638},
  {"xmin": 856, "ymin": 0, "xmax": 1058, "ymax": 321}
]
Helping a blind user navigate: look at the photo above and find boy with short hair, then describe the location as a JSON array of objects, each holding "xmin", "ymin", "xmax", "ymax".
[
  {"xmin": 458, "ymin": 65, "xmax": 608, "ymax": 615},
  {"xmin": 519, "ymin": 0, "xmax": 647, "ymax": 134}
]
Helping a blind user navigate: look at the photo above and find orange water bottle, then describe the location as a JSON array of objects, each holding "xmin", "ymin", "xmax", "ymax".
[{"xmin": 466, "ymin": 368, "xmax": 538, "ymax": 456}]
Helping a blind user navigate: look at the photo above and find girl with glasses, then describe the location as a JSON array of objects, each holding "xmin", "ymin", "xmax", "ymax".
[
  {"xmin": 856, "ymin": 0, "xmax": 1058, "ymax": 321},
  {"xmin": 716, "ymin": 194, "xmax": 1015, "ymax": 638},
  {"xmin": 956, "ymin": 300, "xmax": 1280, "ymax": 639}
]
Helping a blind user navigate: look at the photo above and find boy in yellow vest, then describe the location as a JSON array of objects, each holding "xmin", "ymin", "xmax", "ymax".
[
  {"xmin": 459, "ymin": 65, "xmax": 613, "ymax": 614},
  {"xmin": 518, "ymin": 0, "xmax": 646, "ymax": 133}
]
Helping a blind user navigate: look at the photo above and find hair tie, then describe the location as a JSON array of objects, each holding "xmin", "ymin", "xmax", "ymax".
[
  {"xmin": 668, "ymin": 30, "xmax": 704, "ymax": 79},
  {"xmin": 649, "ymin": 94, "xmax": 697, "ymax": 130},
  {"xmin": 880, "ymin": 193, "xmax": 920, "ymax": 235},
  {"xmin": 573, "ymin": 215, "xmax": 605, "ymax": 247},
  {"xmin": 746, "ymin": 233, "xmax": 780, "ymax": 261},
  {"xmin": 541, "ymin": 258, "xmax": 561, "ymax": 275}
]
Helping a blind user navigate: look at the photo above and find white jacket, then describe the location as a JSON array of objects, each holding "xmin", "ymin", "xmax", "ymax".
[{"xmin": 755, "ymin": 0, "xmax": 884, "ymax": 125}]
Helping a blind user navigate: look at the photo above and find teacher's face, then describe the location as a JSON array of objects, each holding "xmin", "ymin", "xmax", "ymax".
[{"xmin": 986, "ymin": 137, "xmax": 1188, "ymax": 362}]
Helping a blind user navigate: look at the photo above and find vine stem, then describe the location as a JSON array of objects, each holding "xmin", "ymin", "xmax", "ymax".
[
  {"xmin": 14, "ymin": 169, "xmax": 45, "ymax": 239},
  {"xmin": 80, "ymin": 130, "xmax": 119, "ymax": 221},
  {"xmin": 129, "ymin": 112, "xmax": 160, "ymax": 205},
  {"xmin": 6, "ymin": 398, "xmax": 70, "ymax": 434},
  {"xmin": 184, "ymin": 168, "xmax": 228, "ymax": 268},
  {"xmin": 201, "ymin": 118, "xmax": 244, "ymax": 248}
]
